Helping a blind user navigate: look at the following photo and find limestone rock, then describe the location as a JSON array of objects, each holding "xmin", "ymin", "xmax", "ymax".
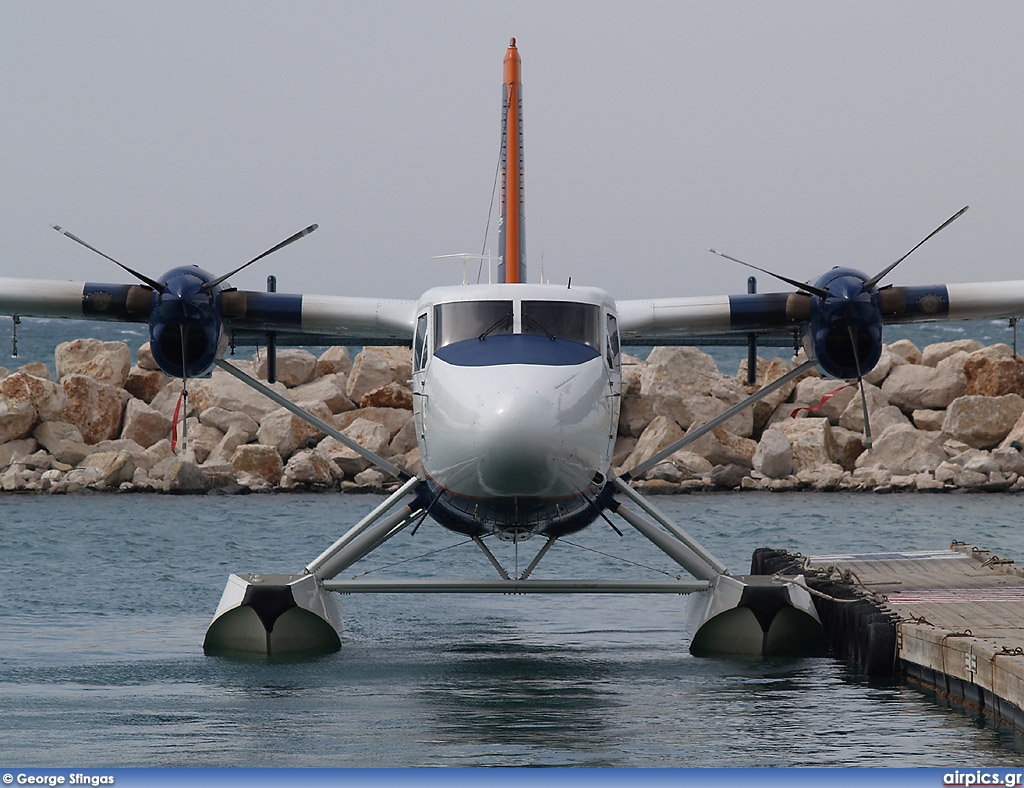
[
  {"xmin": 0, "ymin": 391, "xmax": 39, "ymax": 444},
  {"xmin": 120, "ymin": 397, "xmax": 174, "ymax": 449},
  {"xmin": 963, "ymin": 353, "xmax": 1024, "ymax": 397},
  {"xmin": 830, "ymin": 426, "xmax": 865, "ymax": 471},
  {"xmin": 922, "ymin": 339, "xmax": 984, "ymax": 366},
  {"xmin": 792, "ymin": 378, "xmax": 857, "ymax": 425},
  {"xmin": 360, "ymin": 382, "xmax": 414, "ymax": 410},
  {"xmin": 180, "ymin": 417, "xmax": 224, "ymax": 464},
  {"xmin": 854, "ymin": 423, "xmax": 947, "ymax": 475},
  {"xmin": 942, "ymin": 394, "xmax": 1024, "ymax": 449},
  {"xmin": 33, "ymin": 421, "xmax": 92, "ymax": 466},
  {"xmin": 752, "ymin": 429, "xmax": 793, "ymax": 479},
  {"xmin": 80, "ymin": 449, "xmax": 137, "ymax": 487},
  {"xmin": 315, "ymin": 346, "xmax": 353, "ymax": 377},
  {"xmin": 137, "ymin": 343, "xmax": 160, "ymax": 371},
  {"xmin": 55, "ymin": 339, "xmax": 131, "ymax": 387},
  {"xmin": 667, "ymin": 450, "xmax": 714, "ymax": 479},
  {"xmin": 881, "ymin": 363, "xmax": 964, "ymax": 412},
  {"xmin": 14, "ymin": 362, "xmax": 51, "ymax": 380},
  {"xmin": 289, "ymin": 373, "xmax": 355, "ymax": 415},
  {"xmin": 336, "ymin": 407, "xmax": 412, "ymax": 441},
  {"xmin": 864, "ymin": 345, "xmax": 898, "ymax": 386},
  {"xmin": 352, "ymin": 467, "xmax": 387, "ymax": 490},
  {"xmin": 992, "ymin": 447, "xmax": 1024, "ymax": 475},
  {"xmin": 1, "ymin": 371, "xmax": 67, "ymax": 422},
  {"xmin": 166, "ymin": 460, "xmax": 213, "ymax": 492},
  {"xmin": 254, "ymin": 348, "xmax": 318, "ymax": 387},
  {"xmin": 622, "ymin": 416, "xmax": 685, "ymax": 474},
  {"xmin": 618, "ymin": 389, "xmax": 656, "ymax": 437},
  {"xmin": 319, "ymin": 417, "xmax": 392, "ymax": 476},
  {"xmin": 125, "ymin": 367, "xmax": 170, "ymax": 403},
  {"xmin": 887, "ymin": 339, "xmax": 922, "ymax": 365},
  {"xmin": 741, "ymin": 357, "xmax": 803, "ymax": 432},
  {"xmin": 230, "ymin": 443, "xmax": 283, "ymax": 485},
  {"xmin": 388, "ymin": 417, "xmax": 419, "ymax": 456},
  {"xmin": 281, "ymin": 449, "xmax": 337, "ymax": 488},
  {"xmin": 710, "ymin": 463, "xmax": 748, "ymax": 489},
  {"xmin": 640, "ymin": 346, "xmax": 752, "ymax": 437},
  {"xmin": 61, "ymin": 374, "xmax": 129, "ymax": 444},
  {"xmin": 684, "ymin": 427, "xmax": 757, "ymax": 468},
  {"xmin": 203, "ymin": 425, "xmax": 252, "ymax": 467},
  {"xmin": 911, "ymin": 409, "xmax": 946, "ymax": 431},
  {"xmin": 948, "ymin": 448, "xmax": 999, "ymax": 475},
  {"xmin": 346, "ymin": 347, "xmax": 411, "ymax": 404},
  {"xmin": 837, "ymin": 382, "xmax": 889, "ymax": 433},
  {"xmin": 189, "ymin": 362, "xmax": 288, "ymax": 420},
  {"xmin": 773, "ymin": 418, "xmax": 838, "ymax": 473},
  {"xmin": 199, "ymin": 406, "xmax": 259, "ymax": 441},
  {"xmin": 257, "ymin": 402, "xmax": 333, "ymax": 460}
]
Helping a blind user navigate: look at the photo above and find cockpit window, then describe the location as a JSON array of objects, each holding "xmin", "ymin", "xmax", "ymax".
[
  {"xmin": 522, "ymin": 301, "xmax": 601, "ymax": 347},
  {"xmin": 434, "ymin": 300, "xmax": 513, "ymax": 350}
]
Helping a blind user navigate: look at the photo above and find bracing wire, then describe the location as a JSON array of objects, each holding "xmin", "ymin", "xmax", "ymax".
[{"xmin": 477, "ymin": 130, "xmax": 505, "ymax": 284}]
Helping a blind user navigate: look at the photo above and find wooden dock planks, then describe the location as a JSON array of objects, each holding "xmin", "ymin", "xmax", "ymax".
[{"xmin": 803, "ymin": 543, "xmax": 1024, "ymax": 731}]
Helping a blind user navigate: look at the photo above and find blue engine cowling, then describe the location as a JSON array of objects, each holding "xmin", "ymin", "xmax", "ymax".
[
  {"xmin": 803, "ymin": 267, "xmax": 883, "ymax": 380},
  {"xmin": 146, "ymin": 266, "xmax": 226, "ymax": 379}
]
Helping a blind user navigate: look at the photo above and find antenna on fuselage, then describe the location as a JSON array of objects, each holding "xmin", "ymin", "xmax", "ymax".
[{"xmin": 431, "ymin": 252, "xmax": 498, "ymax": 286}]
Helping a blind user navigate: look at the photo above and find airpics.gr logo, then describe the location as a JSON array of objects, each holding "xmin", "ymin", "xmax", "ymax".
[{"xmin": 944, "ymin": 772, "xmax": 1024, "ymax": 787}]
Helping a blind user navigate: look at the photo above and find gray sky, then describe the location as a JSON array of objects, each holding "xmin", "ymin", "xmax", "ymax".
[{"xmin": 3, "ymin": 1, "xmax": 1023, "ymax": 302}]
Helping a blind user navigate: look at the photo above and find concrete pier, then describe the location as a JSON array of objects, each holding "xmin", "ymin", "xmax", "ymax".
[{"xmin": 753, "ymin": 542, "xmax": 1024, "ymax": 732}]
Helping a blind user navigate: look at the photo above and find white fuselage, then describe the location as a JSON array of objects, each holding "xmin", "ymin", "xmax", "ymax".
[{"xmin": 410, "ymin": 284, "xmax": 621, "ymax": 537}]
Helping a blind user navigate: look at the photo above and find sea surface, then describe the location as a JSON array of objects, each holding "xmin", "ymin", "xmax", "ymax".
[
  {"xmin": 4, "ymin": 492, "xmax": 1024, "ymax": 767},
  {"xmin": 4, "ymin": 317, "xmax": 1024, "ymax": 768}
]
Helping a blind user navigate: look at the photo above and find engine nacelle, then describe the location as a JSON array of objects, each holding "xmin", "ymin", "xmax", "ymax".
[
  {"xmin": 146, "ymin": 266, "xmax": 227, "ymax": 379},
  {"xmin": 802, "ymin": 267, "xmax": 883, "ymax": 380}
]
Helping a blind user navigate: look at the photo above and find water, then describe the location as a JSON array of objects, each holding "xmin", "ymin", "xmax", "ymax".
[{"xmin": 4, "ymin": 492, "xmax": 1024, "ymax": 767}]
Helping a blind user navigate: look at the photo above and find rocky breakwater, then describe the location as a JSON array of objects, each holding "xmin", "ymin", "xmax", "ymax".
[
  {"xmin": 0, "ymin": 338, "xmax": 419, "ymax": 493},
  {"xmin": 618, "ymin": 338, "xmax": 1024, "ymax": 493},
  {"xmin": 3, "ymin": 336, "xmax": 1024, "ymax": 494}
]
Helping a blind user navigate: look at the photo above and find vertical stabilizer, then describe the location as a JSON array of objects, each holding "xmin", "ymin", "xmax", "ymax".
[{"xmin": 498, "ymin": 37, "xmax": 526, "ymax": 284}]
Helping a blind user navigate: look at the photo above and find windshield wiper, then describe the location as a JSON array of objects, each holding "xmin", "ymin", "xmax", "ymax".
[
  {"xmin": 523, "ymin": 313, "xmax": 556, "ymax": 340},
  {"xmin": 478, "ymin": 311, "xmax": 513, "ymax": 340}
]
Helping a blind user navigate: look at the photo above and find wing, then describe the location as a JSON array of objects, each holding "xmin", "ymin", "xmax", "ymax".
[
  {"xmin": 617, "ymin": 279, "xmax": 1024, "ymax": 378},
  {"xmin": 0, "ymin": 275, "xmax": 416, "ymax": 378}
]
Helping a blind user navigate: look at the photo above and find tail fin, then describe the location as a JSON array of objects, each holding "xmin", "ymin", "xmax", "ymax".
[{"xmin": 497, "ymin": 37, "xmax": 526, "ymax": 284}]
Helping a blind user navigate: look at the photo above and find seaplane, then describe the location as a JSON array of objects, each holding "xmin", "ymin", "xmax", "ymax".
[{"xmin": 4, "ymin": 39, "xmax": 1024, "ymax": 657}]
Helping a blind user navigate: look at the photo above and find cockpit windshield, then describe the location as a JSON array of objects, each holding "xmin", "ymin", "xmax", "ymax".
[
  {"xmin": 522, "ymin": 301, "xmax": 601, "ymax": 347},
  {"xmin": 434, "ymin": 301, "xmax": 513, "ymax": 350},
  {"xmin": 434, "ymin": 299, "xmax": 603, "ymax": 351}
]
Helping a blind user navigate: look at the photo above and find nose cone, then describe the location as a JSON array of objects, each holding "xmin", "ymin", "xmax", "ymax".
[{"xmin": 477, "ymin": 392, "xmax": 561, "ymax": 497}]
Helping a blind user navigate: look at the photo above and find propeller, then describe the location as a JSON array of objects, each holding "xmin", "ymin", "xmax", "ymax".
[
  {"xmin": 863, "ymin": 205, "xmax": 968, "ymax": 290},
  {"xmin": 708, "ymin": 248, "xmax": 830, "ymax": 299},
  {"xmin": 709, "ymin": 204, "xmax": 969, "ymax": 299},
  {"xmin": 51, "ymin": 225, "xmax": 166, "ymax": 291},
  {"xmin": 203, "ymin": 223, "xmax": 318, "ymax": 292},
  {"xmin": 52, "ymin": 222, "xmax": 319, "ymax": 293},
  {"xmin": 847, "ymin": 325, "xmax": 873, "ymax": 452}
]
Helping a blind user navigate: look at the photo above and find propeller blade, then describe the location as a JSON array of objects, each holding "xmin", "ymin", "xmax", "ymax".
[
  {"xmin": 847, "ymin": 325, "xmax": 873, "ymax": 452},
  {"xmin": 204, "ymin": 223, "xmax": 318, "ymax": 292},
  {"xmin": 52, "ymin": 225, "xmax": 165, "ymax": 292},
  {"xmin": 708, "ymin": 248, "xmax": 830, "ymax": 299},
  {"xmin": 864, "ymin": 205, "xmax": 969, "ymax": 290}
]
